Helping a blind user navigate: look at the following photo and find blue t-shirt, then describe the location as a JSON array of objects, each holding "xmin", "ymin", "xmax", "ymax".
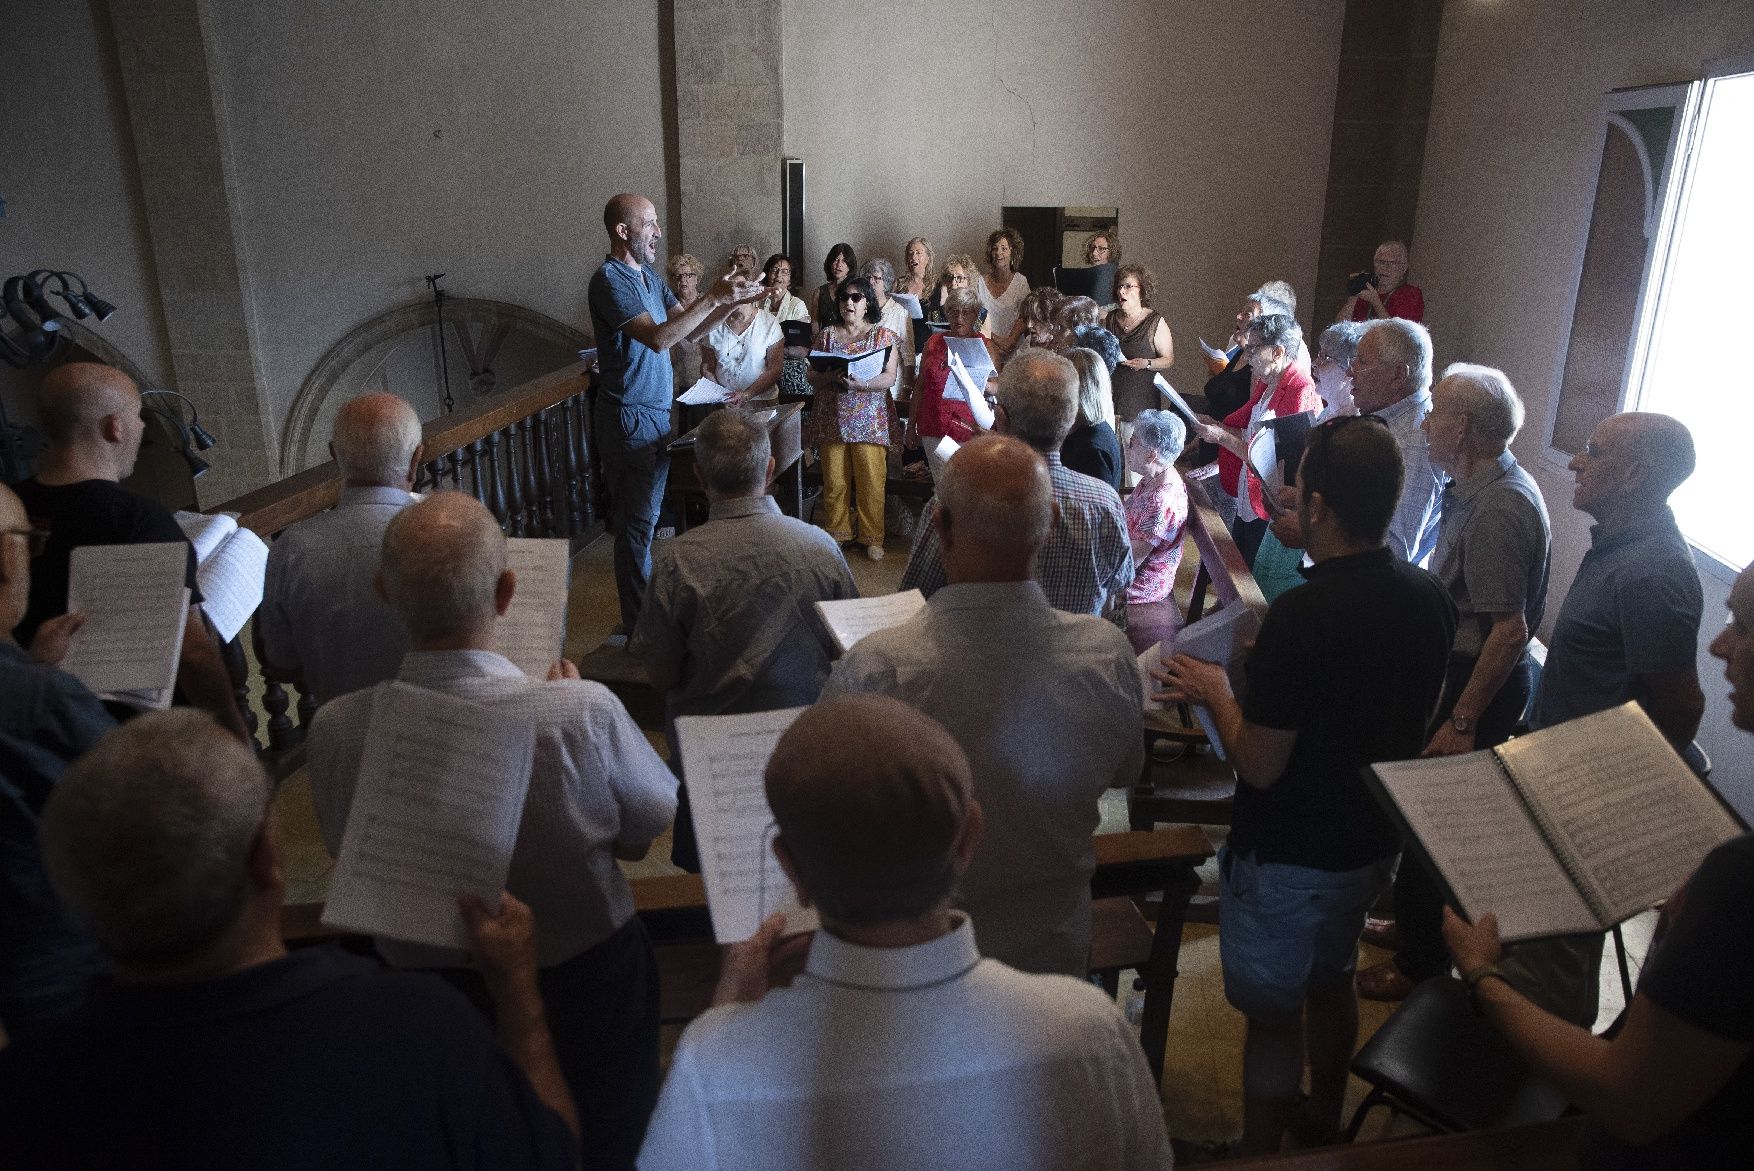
[{"xmin": 588, "ymin": 255, "xmax": 680, "ymax": 413}]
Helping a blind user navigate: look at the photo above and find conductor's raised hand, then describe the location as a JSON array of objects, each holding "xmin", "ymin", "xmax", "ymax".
[{"xmin": 708, "ymin": 267, "xmax": 768, "ymax": 308}]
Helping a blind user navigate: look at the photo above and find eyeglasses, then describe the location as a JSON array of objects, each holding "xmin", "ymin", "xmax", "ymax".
[
  {"xmin": 1, "ymin": 526, "xmax": 50, "ymax": 557},
  {"xmin": 837, "ymin": 292, "xmax": 865, "ymax": 303}
]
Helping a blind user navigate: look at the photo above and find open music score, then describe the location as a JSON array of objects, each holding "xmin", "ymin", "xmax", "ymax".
[
  {"xmin": 497, "ymin": 538, "xmax": 571, "ymax": 678},
  {"xmin": 59, "ymin": 542, "xmax": 190, "ymax": 704}
]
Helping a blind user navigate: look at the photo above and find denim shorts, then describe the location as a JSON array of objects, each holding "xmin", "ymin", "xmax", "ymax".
[{"xmin": 1219, "ymin": 846, "xmax": 1395, "ymax": 1021}]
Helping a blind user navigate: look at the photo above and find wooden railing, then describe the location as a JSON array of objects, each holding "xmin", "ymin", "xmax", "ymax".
[{"xmin": 210, "ymin": 362, "xmax": 601, "ymax": 763}]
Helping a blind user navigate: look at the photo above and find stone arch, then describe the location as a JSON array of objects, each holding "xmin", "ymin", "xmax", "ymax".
[{"xmin": 281, "ymin": 297, "xmax": 590, "ymax": 476}]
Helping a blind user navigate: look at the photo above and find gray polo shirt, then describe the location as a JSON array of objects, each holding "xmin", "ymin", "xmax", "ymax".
[
  {"xmin": 630, "ymin": 496, "xmax": 857, "ymax": 724},
  {"xmin": 1371, "ymin": 389, "xmax": 1443, "ymax": 566},
  {"xmin": 1431, "ymin": 450, "xmax": 1551, "ymax": 658},
  {"xmin": 1531, "ymin": 509, "xmax": 1702, "ymax": 730},
  {"xmin": 258, "ymin": 485, "xmax": 417, "ymax": 704}
]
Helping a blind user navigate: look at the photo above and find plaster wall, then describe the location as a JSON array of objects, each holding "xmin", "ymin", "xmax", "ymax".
[
  {"xmin": 780, "ymin": 0, "xmax": 1346, "ymax": 398},
  {"xmin": 1414, "ymin": 0, "xmax": 1754, "ymax": 813}
]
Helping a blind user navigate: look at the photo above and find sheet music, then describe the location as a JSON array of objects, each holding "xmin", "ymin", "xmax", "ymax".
[
  {"xmin": 809, "ymin": 347, "xmax": 890, "ymax": 383},
  {"xmin": 1197, "ymin": 337, "xmax": 1229, "ymax": 364},
  {"xmin": 892, "ymin": 293, "xmax": 923, "ymax": 319},
  {"xmin": 943, "ymin": 352, "xmax": 998, "ymax": 429},
  {"xmin": 676, "ymin": 708, "xmax": 820, "ymax": 943},
  {"xmin": 1372, "ymin": 753, "xmax": 1600, "ymax": 941},
  {"xmin": 1499, "ymin": 703, "xmax": 1744, "ymax": 923},
  {"xmin": 322, "ymin": 684, "xmax": 538, "ymax": 949},
  {"xmin": 931, "ymin": 434, "xmax": 960, "ymax": 465},
  {"xmin": 946, "ymin": 335, "xmax": 993, "ymax": 383},
  {"xmin": 1152, "ymin": 374, "xmax": 1200, "ymax": 426},
  {"xmin": 198, "ymin": 527, "xmax": 269, "ymax": 644},
  {"xmin": 497, "ymin": 539, "xmax": 571, "ymax": 678},
  {"xmin": 173, "ymin": 509, "xmax": 236, "ymax": 563},
  {"xmin": 59, "ymin": 543, "xmax": 190, "ymax": 697},
  {"xmin": 678, "ymin": 376, "xmax": 733, "ymax": 406},
  {"xmin": 1165, "ymin": 603, "xmax": 1263, "ymax": 762},
  {"xmin": 815, "ymin": 590, "xmax": 925, "ymax": 656}
]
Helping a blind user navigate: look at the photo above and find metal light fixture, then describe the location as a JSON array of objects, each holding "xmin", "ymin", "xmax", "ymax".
[
  {"xmin": 1, "ymin": 270, "xmax": 117, "ymax": 369},
  {"xmin": 141, "ymin": 388, "xmax": 215, "ymax": 479}
]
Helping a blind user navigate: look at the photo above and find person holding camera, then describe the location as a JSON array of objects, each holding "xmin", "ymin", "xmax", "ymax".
[{"xmin": 1337, "ymin": 240, "xmax": 1424, "ymax": 323}]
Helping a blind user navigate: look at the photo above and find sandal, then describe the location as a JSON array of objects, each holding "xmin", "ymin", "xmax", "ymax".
[
  {"xmin": 1355, "ymin": 960, "xmax": 1415, "ymax": 1002},
  {"xmin": 1361, "ymin": 915, "xmax": 1400, "ymax": 950}
]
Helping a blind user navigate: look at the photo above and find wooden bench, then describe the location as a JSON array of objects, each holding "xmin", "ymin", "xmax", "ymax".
[{"xmin": 1221, "ymin": 1116, "xmax": 1583, "ymax": 1170}]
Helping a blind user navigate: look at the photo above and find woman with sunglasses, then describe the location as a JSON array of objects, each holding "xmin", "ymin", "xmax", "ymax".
[{"xmin": 806, "ymin": 276, "xmax": 901, "ymax": 561}]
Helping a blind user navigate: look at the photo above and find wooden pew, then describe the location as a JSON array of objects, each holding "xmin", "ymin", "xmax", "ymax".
[{"xmin": 1220, "ymin": 1116, "xmax": 1583, "ymax": 1170}]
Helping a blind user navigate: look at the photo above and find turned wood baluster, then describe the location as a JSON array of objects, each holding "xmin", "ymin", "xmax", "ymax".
[
  {"xmin": 423, "ymin": 456, "xmax": 445, "ymax": 492},
  {"xmin": 517, "ymin": 415, "xmax": 543, "ymax": 535},
  {"xmin": 532, "ymin": 408, "xmax": 558, "ymax": 536},
  {"xmin": 482, "ymin": 432, "xmax": 507, "ymax": 523},
  {"xmin": 464, "ymin": 441, "xmax": 487, "ymax": 504},
  {"xmin": 263, "ymin": 678, "xmax": 294, "ymax": 755},
  {"xmin": 501, "ymin": 424, "xmax": 526, "ymax": 536},
  {"xmin": 295, "ymin": 684, "xmax": 317, "ymax": 732},
  {"xmin": 555, "ymin": 399, "xmax": 583, "ymax": 535},
  {"xmin": 571, "ymin": 392, "xmax": 598, "ymax": 527},
  {"xmin": 448, "ymin": 447, "xmax": 463, "ymax": 489}
]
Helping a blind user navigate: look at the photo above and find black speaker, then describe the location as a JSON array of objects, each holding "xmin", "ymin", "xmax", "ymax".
[{"xmin": 782, "ymin": 158, "xmax": 805, "ymax": 281}]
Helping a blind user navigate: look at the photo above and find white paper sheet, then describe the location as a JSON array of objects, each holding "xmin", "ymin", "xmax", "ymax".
[
  {"xmin": 1152, "ymin": 374, "xmax": 1201, "ymax": 427},
  {"xmin": 199, "ymin": 528, "xmax": 269, "ymax": 644},
  {"xmin": 944, "ymin": 352, "xmax": 998, "ymax": 430},
  {"xmin": 1162, "ymin": 603, "xmax": 1264, "ymax": 762},
  {"xmin": 809, "ymin": 348, "xmax": 889, "ymax": 383},
  {"xmin": 173, "ymin": 510, "xmax": 236, "ymax": 564},
  {"xmin": 1137, "ymin": 641, "xmax": 1165, "ymax": 711},
  {"xmin": 675, "ymin": 708, "xmax": 820, "ymax": 943},
  {"xmin": 892, "ymin": 292, "xmax": 923, "ymax": 319},
  {"xmin": 815, "ymin": 590, "xmax": 925, "ymax": 656},
  {"xmin": 322, "ymin": 683, "xmax": 538, "ymax": 949},
  {"xmin": 931, "ymin": 434, "xmax": 960, "ymax": 465},
  {"xmin": 678, "ymin": 376, "xmax": 733, "ymax": 406},
  {"xmin": 497, "ymin": 539, "xmax": 571, "ymax": 678},
  {"xmin": 59, "ymin": 543, "xmax": 190, "ymax": 699}
]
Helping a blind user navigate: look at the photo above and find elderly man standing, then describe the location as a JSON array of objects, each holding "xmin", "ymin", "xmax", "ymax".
[
  {"xmin": 631, "ymin": 408, "xmax": 856, "ymax": 871},
  {"xmin": 257, "ymin": 392, "xmax": 422, "ymax": 705},
  {"xmin": 1347, "ymin": 319, "xmax": 1443, "ymax": 565},
  {"xmin": 1156, "ymin": 416, "xmax": 1455, "ymax": 1155},
  {"xmin": 638, "ymin": 693, "xmax": 1174, "ymax": 1171},
  {"xmin": 12, "ymin": 362, "xmax": 246, "ymax": 739},
  {"xmin": 0, "ymin": 709, "xmax": 578, "ymax": 1168},
  {"xmin": 590, "ymin": 194, "xmax": 765, "ymax": 641},
  {"xmin": 307, "ymin": 491, "xmax": 677, "ymax": 1170},
  {"xmin": 827, "ymin": 434, "xmax": 1142, "ymax": 975},
  {"xmin": 1358, "ymin": 364, "xmax": 1552, "ymax": 1004},
  {"xmin": 898, "ymin": 349, "xmax": 1133, "ymax": 615}
]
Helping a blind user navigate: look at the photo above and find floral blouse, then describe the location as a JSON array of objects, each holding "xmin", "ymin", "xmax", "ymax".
[
  {"xmin": 805, "ymin": 325, "xmax": 900, "ymax": 447},
  {"xmin": 1125, "ymin": 470, "xmax": 1189, "ymax": 605}
]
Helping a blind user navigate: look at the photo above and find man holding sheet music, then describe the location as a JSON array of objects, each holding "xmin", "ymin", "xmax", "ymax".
[
  {"xmin": 258, "ymin": 392, "xmax": 422, "ymax": 704},
  {"xmin": 827, "ymin": 434, "xmax": 1143, "ymax": 977},
  {"xmin": 12, "ymin": 362, "xmax": 248, "ymax": 739},
  {"xmin": 631, "ymin": 409, "xmax": 856, "ymax": 871},
  {"xmin": 898, "ymin": 348, "xmax": 1134, "ymax": 615},
  {"xmin": 306, "ymin": 491, "xmax": 677, "ymax": 1170},
  {"xmin": 638, "ymin": 694, "xmax": 1174, "ymax": 1170},
  {"xmin": 0, "ymin": 709, "xmax": 579, "ymax": 1169},
  {"xmin": 1154, "ymin": 415, "xmax": 1455, "ymax": 1155}
]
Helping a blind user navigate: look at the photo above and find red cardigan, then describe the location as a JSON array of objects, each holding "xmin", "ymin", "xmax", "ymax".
[{"xmin": 1216, "ymin": 365, "xmax": 1321, "ymax": 521}]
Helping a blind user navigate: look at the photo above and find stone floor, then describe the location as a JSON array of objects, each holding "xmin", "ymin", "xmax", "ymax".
[{"xmin": 265, "ymin": 503, "xmax": 1649, "ymax": 1151}]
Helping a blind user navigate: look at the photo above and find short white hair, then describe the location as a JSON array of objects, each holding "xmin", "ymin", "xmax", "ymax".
[
  {"xmin": 995, "ymin": 349, "xmax": 1078, "ymax": 450},
  {"xmin": 333, "ymin": 393, "xmax": 422, "ymax": 483},
  {"xmin": 1365, "ymin": 318, "xmax": 1434, "ymax": 395},
  {"xmin": 1438, "ymin": 362, "xmax": 1524, "ymax": 448},
  {"xmin": 938, "ymin": 434, "xmax": 1053, "ymax": 551},
  {"xmin": 42, "ymin": 710, "xmax": 270, "ymax": 966},
  {"xmin": 380, "ymin": 491, "xmax": 507, "ymax": 640}
]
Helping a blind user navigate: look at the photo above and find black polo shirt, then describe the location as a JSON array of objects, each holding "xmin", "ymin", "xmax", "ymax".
[
  {"xmin": 0, "ymin": 947, "xmax": 575, "ymax": 1170},
  {"xmin": 1234, "ymin": 546, "xmax": 1456, "ymax": 870}
]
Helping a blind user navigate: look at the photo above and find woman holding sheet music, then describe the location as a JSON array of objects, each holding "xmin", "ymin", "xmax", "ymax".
[
  {"xmin": 806, "ymin": 276, "xmax": 901, "ymax": 561},
  {"xmin": 698, "ymin": 301, "xmax": 784, "ymax": 406},
  {"xmin": 906, "ymin": 288, "xmax": 1000, "ymax": 482}
]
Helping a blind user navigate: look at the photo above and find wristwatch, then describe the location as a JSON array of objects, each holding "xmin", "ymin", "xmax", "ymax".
[{"xmin": 1450, "ymin": 714, "xmax": 1474, "ymax": 735}]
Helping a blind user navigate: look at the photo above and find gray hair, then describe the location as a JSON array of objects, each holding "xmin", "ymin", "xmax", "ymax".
[
  {"xmin": 1246, "ymin": 313, "xmax": 1303, "ymax": 362},
  {"xmin": 1366, "ymin": 317, "xmax": 1434, "ymax": 395},
  {"xmin": 332, "ymin": 393, "xmax": 422, "ymax": 484},
  {"xmin": 995, "ymin": 349, "xmax": 1079, "ymax": 450},
  {"xmin": 859, "ymin": 258, "xmax": 896, "ymax": 287},
  {"xmin": 695, "ymin": 409, "xmax": 771, "ymax": 497},
  {"xmin": 1438, "ymin": 362, "xmax": 1524, "ymax": 448},
  {"xmin": 1254, "ymin": 280, "xmax": 1297, "ymax": 318},
  {"xmin": 1064, "ymin": 348, "xmax": 1115, "ymax": 427},
  {"xmin": 942, "ymin": 287, "xmax": 980, "ymax": 314},
  {"xmin": 1132, "ymin": 409, "xmax": 1187, "ymax": 462},
  {"xmin": 42, "ymin": 710, "xmax": 270, "ymax": 967},
  {"xmin": 380, "ymin": 491, "xmax": 507, "ymax": 640},
  {"xmin": 938, "ymin": 434, "xmax": 1054, "ymax": 550},
  {"xmin": 1246, "ymin": 293, "xmax": 1294, "ymax": 320},
  {"xmin": 1317, "ymin": 320, "xmax": 1370, "ymax": 369}
]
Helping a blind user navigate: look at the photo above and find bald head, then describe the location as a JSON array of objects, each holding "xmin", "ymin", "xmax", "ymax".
[
  {"xmin": 38, "ymin": 362, "xmax": 140, "ymax": 444},
  {"xmin": 332, "ymin": 393, "xmax": 422, "ymax": 486},
  {"xmin": 766, "ymin": 695, "xmax": 974, "ymax": 925},
  {"xmin": 1615, "ymin": 412, "xmax": 1695, "ymax": 500},
  {"xmin": 938, "ymin": 434, "xmax": 1055, "ymax": 564},
  {"xmin": 603, "ymin": 193, "xmax": 651, "ymax": 236},
  {"xmin": 1572, "ymin": 411, "xmax": 1697, "ymax": 521},
  {"xmin": 379, "ymin": 491, "xmax": 508, "ymax": 642},
  {"xmin": 995, "ymin": 349, "xmax": 1079, "ymax": 450}
]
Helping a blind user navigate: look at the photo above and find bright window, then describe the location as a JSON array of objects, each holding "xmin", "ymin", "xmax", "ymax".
[{"xmin": 1630, "ymin": 69, "xmax": 1754, "ymax": 571}]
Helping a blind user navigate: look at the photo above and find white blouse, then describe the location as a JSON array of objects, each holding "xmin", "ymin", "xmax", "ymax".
[
  {"xmin": 978, "ymin": 271, "xmax": 1030, "ymax": 341},
  {"xmin": 702, "ymin": 309, "xmax": 783, "ymax": 397}
]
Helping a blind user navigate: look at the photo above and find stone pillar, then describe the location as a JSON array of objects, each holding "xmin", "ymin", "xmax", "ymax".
[
  {"xmin": 106, "ymin": 0, "xmax": 276, "ymax": 506},
  {"xmin": 1313, "ymin": 0, "xmax": 1445, "ymax": 327},
  {"xmin": 671, "ymin": 0, "xmax": 784, "ymax": 271}
]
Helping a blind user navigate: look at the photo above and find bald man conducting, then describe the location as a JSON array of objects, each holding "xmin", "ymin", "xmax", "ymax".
[
  {"xmin": 825, "ymin": 435, "xmax": 1144, "ymax": 976},
  {"xmin": 13, "ymin": 362, "xmax": 247, "ymax": 739},
  {"xmin": 589, "ymin": 194, "xmax": 765, "ymax": 639},
  {"xmin": 638, "ymin": 694, "xmax": 1173, "ymax": 1171},
  {"xmin": 306, "ymin": 490, "xmax": 676, "ymax": 1171},
  {"xmin": 258, "ymin": 392, "xmax": 422, "ymax": 704}
]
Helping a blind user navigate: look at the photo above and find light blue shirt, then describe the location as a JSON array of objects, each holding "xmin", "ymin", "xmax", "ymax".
[{"xmin": 1373, "ymin": 388, "xmax": 1443, "ymax": 566}]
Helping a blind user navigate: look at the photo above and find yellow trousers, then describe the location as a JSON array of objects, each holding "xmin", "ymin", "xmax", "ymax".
[{"xmin": 819, "ymin": 442, "xmax": 886, "ymax": 545}]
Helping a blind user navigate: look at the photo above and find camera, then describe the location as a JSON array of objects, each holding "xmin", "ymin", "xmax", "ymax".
[{"xmin": 1345, "ymin": 270, "xmax": 1378, "ymax": 297}]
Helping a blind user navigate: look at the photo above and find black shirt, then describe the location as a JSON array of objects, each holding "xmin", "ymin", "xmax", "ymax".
[
  {"xmin": 12, "ymin": 479, "xmax": 200, "ymax": 647},
  {"xmin": 0, "ymin": 947, "xmax": 575, "ymax": 1170},
  {"xmin": 1235, "ymin": 547, "xmax": 1456, "ymax": 870},
  {"xmin": 1060, "ymin": 422, "xmax": 1123, "ymax": 491}
]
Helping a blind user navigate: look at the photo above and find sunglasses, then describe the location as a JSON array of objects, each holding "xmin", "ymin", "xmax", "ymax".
[{"xmin": 837, "ymin": 292, "xmax": 865, "ymax": 303}]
